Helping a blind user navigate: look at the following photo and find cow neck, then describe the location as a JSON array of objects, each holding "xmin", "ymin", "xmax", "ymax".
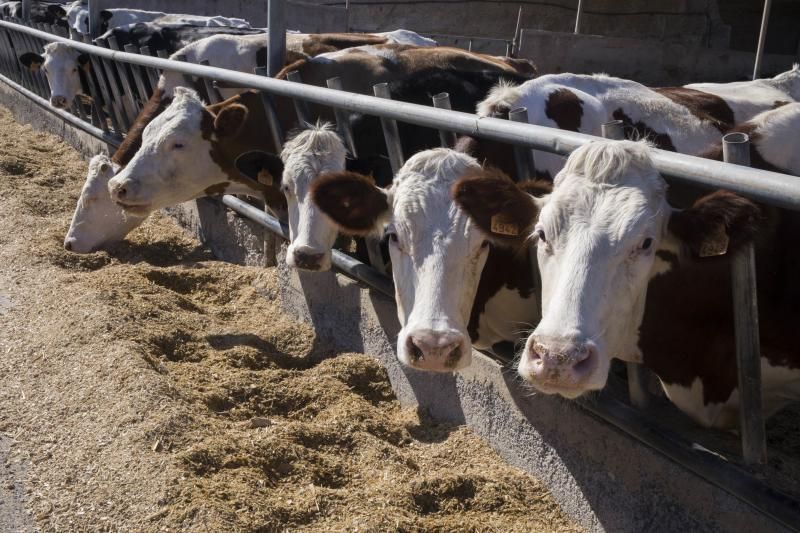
[{"xmin": 640, "ymin": 209, "xmax": 800, "ymax": 405}]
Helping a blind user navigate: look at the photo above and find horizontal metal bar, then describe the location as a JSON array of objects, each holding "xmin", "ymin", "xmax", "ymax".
[
  {"xmin": 220, "ymin": 195, "xmax": 395, "ymax": 298},
  {"xmin": 0, "ymin": 70, "xmax": 121, "ymax": 147},
  {"xmin": 2, "ymin": 20, "xmax": 799, "ymax": 210}
]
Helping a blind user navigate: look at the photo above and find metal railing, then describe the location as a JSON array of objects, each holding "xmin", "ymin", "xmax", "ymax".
[{"xmin": 0, "ymin": 15, "xmax": 798, "ymax": 527}]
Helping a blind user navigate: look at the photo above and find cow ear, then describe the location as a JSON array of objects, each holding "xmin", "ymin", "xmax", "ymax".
[
  {"xmin": 214, "ymin": 104, "xmax": 248, "ymax": 138},
  {"xmin": 453, "ymin": 169, "xmax": 545, "ymax": 247},
  {"xmin": 311, "ymin": 171, "xmax": 389, "ymax": 235},
  {"xmin": 77, "ymin": 53, "xmax": 91, "ymax": 71},
  {"xmin": 100, "ymin": 10, "xmax": 113, "ymax": 21},
  {"xmin": 19, "ymin": 52, "xmax": 44, "ymax": 71},
  {"xmin": 668, "ymin": 190, "xmax": 761, "ymax": 258},
  {"xmin": 235, "ymin": 150, "xmax": 284, "ymax": 186}
]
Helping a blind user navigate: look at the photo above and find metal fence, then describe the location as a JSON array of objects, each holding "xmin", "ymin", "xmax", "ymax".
[{"xmin": 0, "ymin": 13, "xmax": 798, "ymax": 527}]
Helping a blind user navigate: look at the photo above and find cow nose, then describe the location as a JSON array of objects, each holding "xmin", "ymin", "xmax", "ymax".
[
  {"xmin": 108, "ymin": 180, "xmax": 127, "ymax": 201},
  {"xmin": 404, "ymin": 329, "xmax": 466, "ymax": 372},
  {"xmin": 64, "ymin": 238, "xmax": 74, "ymax": 251},
  {"xmin": 289, "ymin": 245, "xmax": 329, "ymax": 271},
  {"xmin": 525, "ymin": 336, "xmax": 597, "ymax": 386},
  {"xmin": 50, "ymin": 95, "xmax": 68, "ymax": 108}
]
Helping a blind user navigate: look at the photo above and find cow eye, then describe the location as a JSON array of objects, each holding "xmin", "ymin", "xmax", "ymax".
[
  {"xmin": 535, "ymin": 227, "xmax": 546, "ymax": 242},
  {"xmin": 72, "ymin": 67, "xmax": 78, "ymax": 72},
  {"xmin": 172, "ymin": 142, "xmax": 184, "ymax": 150},
  {"xmin": 641, "ymin": 237, "xmax": 653, "ymax": 251},
  {"xmin": 480, "ymin": 240, "xmax": 489, "ymax": 249},
  {"xmin": 387, "ymin": 232, "xmax": 398, "ymax": 244}
]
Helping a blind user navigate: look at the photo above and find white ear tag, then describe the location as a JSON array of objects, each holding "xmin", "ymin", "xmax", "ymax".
[{"xmin": 491, "ymin": 214, "xmax": 519, "ymax": 236}]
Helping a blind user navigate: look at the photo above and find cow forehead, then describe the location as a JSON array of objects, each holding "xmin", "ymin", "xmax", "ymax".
[
  {"xmin": 44, "ymin": 42, "xmax": 78, "ymax": 62},
  {"xmin": 142, "ymin": 96, "xmax": 205, "ymax": 142}
]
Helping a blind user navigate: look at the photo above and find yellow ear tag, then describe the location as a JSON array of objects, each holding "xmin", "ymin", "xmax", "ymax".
[
  {"xmin": 698, "ymin": 225, "xmax": 729, "ymax": 257},
  {"xmin": 490, "ymin": 214, "xmax": 520, "ymax": 236}
]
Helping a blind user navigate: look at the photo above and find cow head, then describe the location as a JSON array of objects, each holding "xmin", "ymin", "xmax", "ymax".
[
  {"xmin": 236, "ymin": 124, "xmax": 346, "ymax": 272},
  {"xmin": 313, "ymin": 149, "xmax": 541, "ymax": 372},
  {"xmin": 508, "ymin": 140, "xmax": 759, "ymax": 397},
  {"xmin": 64, "ymin": 154, "xmax": 148, "ymax": 253},
  {"xmin": 107, "ymin": 88, "xmax": 281, "ymax": 215},
  {"xmin": 19, "ymin": 42, "xmax": 89, "ymax": 109}
]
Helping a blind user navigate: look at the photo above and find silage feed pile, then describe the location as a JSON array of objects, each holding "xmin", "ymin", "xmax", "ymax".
[{"xmin": 0, "ymin": 106, "xmax": 580, "ymax": 531}]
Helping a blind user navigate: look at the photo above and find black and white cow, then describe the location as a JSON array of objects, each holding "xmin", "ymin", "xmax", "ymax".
[{"xmin": 0, "ymin": 1, "xmax": 67, "ymax": 28}]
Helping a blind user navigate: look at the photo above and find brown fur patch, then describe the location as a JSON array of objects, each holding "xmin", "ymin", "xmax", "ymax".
[
  {"xmin": 773, "ymin": 100, "xmax": 791, "ymax": 109},
  {"xmin": 654, "ymin": 87, "xmax": 735, "ymax": 133},
  {"xmin": 452, "ymin": 167, "xmax": 541, "ymax": 247},
  {"xmin": 213, "ymin": 104, "xmax": 248, "ymax": 138},
  {"xmin": 311, "ymin": 171, "xmax": 388, "ymax": 235},
  {"xmin": 545, "ymin": 88, "xmax": 583, "ymax": 132},
  {"xmin": 612, "ymin": 108, "xmax": 677, "ymax": 152},
  {"xmin": 668, "ymin": 190, "xmax": 761, "ymax": 260},
  {"xmin": 112, "ymin": 87, "xmax": 169, "ymax": 166},
  {"xmin": 301, "ymin": 33, "xmax": 388, "ymax": 57}
]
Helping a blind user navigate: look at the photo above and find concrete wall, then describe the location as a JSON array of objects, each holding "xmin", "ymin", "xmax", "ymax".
[{"xmin": 518, "ymin": 29, "xmax": 798, "ymax": 85}]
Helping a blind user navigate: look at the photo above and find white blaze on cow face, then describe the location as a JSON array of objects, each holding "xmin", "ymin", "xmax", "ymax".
[
  {"xmin": 64, "ymin": 154, "xmax": 148, "ymax": 253},
  {"xmin": 313, "ymin": 149, "xmax": 491, "ymax": 372},
  {"xmin": 522, "ymin": 140, "xmax": 669, "ymax": 397},
  {"xmin": 20, "ymin": 43, "xmax": 86, "ymax": 109},
  {"xmin": 279, "ymin": 124, "xmax": 347, "ymax": 272}
]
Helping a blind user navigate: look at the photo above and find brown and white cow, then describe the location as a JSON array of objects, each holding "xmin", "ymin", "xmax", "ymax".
[
  {"xmin": 455, "ymin": 139, "xmax": 800, "ymax": 429},
  {"xmin": 475, "ymin": 70, "xmax": 797, "ymax": 180},
  {"xmin": 311, "ymin": 147, "xmax": 545, "ymax": 371},
  {"xmin": 79, "ymin": 46, "xmax": 533, "ymax": 252}
]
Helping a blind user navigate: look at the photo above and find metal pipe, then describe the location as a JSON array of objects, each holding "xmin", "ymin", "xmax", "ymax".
[
  {"xmin": 2, "ymin": 22, "xmax": 800, "ymax": 211},
  {"xmin": 21, "ymin": 0, "xmax": 31, "ymax": 22},
  {"xmin": 267, "ymin": 0, "xmax": 286, "ymax": 77},
  {"xmin": 75, "ymin": 34, "xmax": 109, "ymax": 132},
  {"xmin": 327, "ymin": 76, "xmax": 357, "ymax": 158},
  {"xmin": 221, "ymin": 195, "xmax": 394, "ymax": 298},
  {"xmin": 511, "ymin": 6, "xmax": 523, "ymax": 57},
  {"xmin": 138, "ymin": 45, "xmax": 160, "ymax": 91},
  {"xmin": 723, "ymin": 132, "xmax": 767, "ymax": 467},
  {"xmin": 574, "ymin": 0, "xmax": 584, "ymax": 34},
  {"xmin": 124, "ymin": 44, "xmax": 153, "ymax": 106},
  {"xmin": 373, "ymin": 82, "xmax": 404, "ymax": 174},
  {"xmin": 752, "ymin": 0, "xmax": 772, "ymax": 80},
  {"xmin": 104, "ymin": 36, "xmax": 140, "ymax": 114},
  {"xmin": 508, "ymin": 107, "xmax": 535, "ymax": 181},
  {"xmin": 94, "ymin": 38, "xmax": 134, "ymax": 130},
  {"xmin": 431, "ymin": 92, "xmax": 457, "ymax": 148},
  {"xmin": 199, "ymin": 59, "xmax": 221, "ymax": 104},
  {"xmin": 254, "ymin": 66, "xmax": 283, "ymax": 155}
]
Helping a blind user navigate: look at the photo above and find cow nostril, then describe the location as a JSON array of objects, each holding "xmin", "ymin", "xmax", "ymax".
[
  {"xmin": 64, "ymin": 240, "xmax": 72, "ymax": 251},
  {"xmin": 117, "ymin": 186, "xmax": 127, "ymax": 199},
  {"xmin": 445, "ymin": 344, "xmax": 461, "ymax": 368},
  {"xmin": 407, "ymin": 337, "xmax": 424, "ymax": 361}
]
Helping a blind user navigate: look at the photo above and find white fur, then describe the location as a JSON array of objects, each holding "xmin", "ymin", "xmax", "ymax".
[
  {"xmin": 64, "ymin": 154, "xmax": 147, "ymax": 253},
  {"xmin": 686, "ymin": 64, "xmax": 800, "ymax": 123},
  {"xmin": 280, "ymin": 123, "xmax": 347, "ymax": 271},
  {"xmin": 520, "ymin": 140, "xmax": 669, "ymax": 396},
  {"xmin": 738, "ymin": 102, "xmax": 800, "ymax": 175},
  {"xmin": 377, "ymin": 29, "xmax": 437, "ymax": 47}
]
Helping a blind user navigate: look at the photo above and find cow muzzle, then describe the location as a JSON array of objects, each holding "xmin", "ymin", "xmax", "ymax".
[
  {"xmin": 287, "ymin": 244, "xmax": 331, "ymax": 272},
  {"xmin": 518, "ymin": 335, "xmax": 600, "ymax": 397},
  {"xmin": 400, "ymin": 328, "xmax": 469, "ymax": 372},
  {"xmin": 50, "ymin": 95, "xmax": 69, "ymax": 109}
]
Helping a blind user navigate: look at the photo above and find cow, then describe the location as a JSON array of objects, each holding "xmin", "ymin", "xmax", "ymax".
[
  {"xmin": 63, "ymin": 154, "xmax": 149, "ymax": 253},
  {"xmin": 233, "ymin": 64, "xmax": 533, "ymax": 271},
  {"xmin": 475, "ymin": 69, "xmax": 798, "ymax": 180},
  {"xmin": 454, "ymin": 139, "xmax": 800, "ymax": 429},
  {"xmin": 65, "ymin": 2, "xmax": 251, "ymax": 36},
  {"xmin": 310, "ymin": 147, "xmax": 545, "ymax": 371},
  {"xmin": 103, "ymin": 44, "xmax": 535, "ymax": 210},
  {"xmin": 0, "ymin": 1, "xmax": 67, "ymax": 28}
]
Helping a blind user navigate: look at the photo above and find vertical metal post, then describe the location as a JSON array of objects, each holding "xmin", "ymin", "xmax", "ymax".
[
  {"xmin": 84, "ymin": 34, "xmax": 122, "ymax": 134},
  {"xmin": 21, "ymin": 0, "xmax": 31, "ymax": 22},
  {"xmin": 94, "ymin": 38, "xmax": 135, "ymax": 128},
  {"xmin": 723, "ymin": 131, "xmax": 767, "ymax": 467},
  {"xmin": 752, "ymin": 0, "xmax": 772, "ymax": 80},
  {"xmin": 172, "ymin": 53, "xmax": 194, "ymax": 87},
  {"xmin": 511, "ymin": 6, "xmax": 523, "ymax": 57},
  {"xmin": 286, "ymin": 70, "xmax": 312, "ymax": 125},
  {"xmin": 602, "ymin": 119, "xmax": 624, "ymax": 140},
  {"xmin": 88, "ymin": 0, "xmax": 102, "ymax": 39},
  {"xmin": 267, "ymin": 0, "xmax": 286, "ymax": 77},
  {"xmin": 373, "ymin": 82, "xmax": 404, "ymax": 174},
  {"xmin": 199, "ymin": 60, "xmax": 222, "ymax": 105},
  {"xmin": 104, "ymin": 36, "xmax": 141, "ymax": 114},
  {"xmin": 602, "ymin": 119, "xmax": 652, "ymax": 409},
  {"xmin": 124, "ymin": 44, "xmax": 154, "ymax": 104},
  {"xmin": 508, "ymin": 107, "xmax": 535, "ymax": 181},
  {"xmin": 74, "ymin": 33, "xmax": 107, "ymax": 131},
  {"xmin": 574, "ymin": 0, "xmax": 584, "ymax": 34},
  {"xmin": 138, "ymin": 46, "xmax": 161, "ymax": 91},
  {"xmin": 326, "ymin": 77, "xmax": 358, "ymax": 158},
  {"xmin": 431, "ymin": 92, "xmax": 457, "ymax": 148}
]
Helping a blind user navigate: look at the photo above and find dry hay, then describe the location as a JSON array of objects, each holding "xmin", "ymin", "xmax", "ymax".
[{"xmin": 0, "ymin": 105, "xmax": 580, "ymax": 532}]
